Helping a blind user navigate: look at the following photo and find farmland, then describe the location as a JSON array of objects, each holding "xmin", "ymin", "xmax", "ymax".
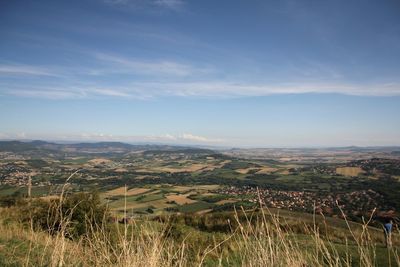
[
  {"xmin": 0, "ymin": 140, "xmax": 399, "ymax": 222},
  {"xmin": 0, "ymin": 140, "xmax": 400, "ymax": 266}
]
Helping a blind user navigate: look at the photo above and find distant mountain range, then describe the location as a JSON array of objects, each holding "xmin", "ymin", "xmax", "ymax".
[
  {"xmin": 0, "ymin": 140, "xmax": 214, "ymax": 155},
  {"xmin": 1, "ymin": 140, "xmax": 399, "ymax": 157}
]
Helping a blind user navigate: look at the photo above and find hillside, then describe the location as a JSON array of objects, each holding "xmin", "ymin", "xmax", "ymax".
[{"xmin": 0, "ymin": 198, "xmax": 399, "ymax": 266}]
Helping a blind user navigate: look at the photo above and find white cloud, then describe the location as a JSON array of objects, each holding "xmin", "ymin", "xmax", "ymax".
[
  {"xmin": 181, "ymin": 133, "xmax": 208, "ymax": 142},
  {"xmin": 179, "ymin": 133, "xmax": 222, "ymax": 143},
  {"xmin": 121, "ymin": 81, "xmax": 400, "ymax": 97},
  {"xmin": 5, "ymin": 87, "xmax": 132, "ymax": 100},
  {"xmin": 91, "ymin": 88, "xmax": 132, "ymax": 97},
  {"xmin": 103, "ymin": 0, "xmax": 185, "ymax": 11},
  {"xmin": 103, "ymin": 0, "xmax": 129, "ymax": 4},
  {"xmin": 0, "ymin": 133, "xmax": 10, "ymax": 139},
  {"xmin": 4, "ymin": 80, "xmax": 400, "ymax": 100},
  {"xmin": 1, "ymin": 58, "xmax": 400, "ymax": 99},
  {"xmin": 2, "ymin": 132, "xmax": 224, "ymax": 144},
  {"xmin": 16, "ymin": 132, "xmax": 27, "ymax": 139},
  {"xmin": 8, "ymin": 89, "xmax": 86, "ymax": 99},
  {"xmin": 154, "ymin": 0, "xmax": 184, "ymax": 10},
  {"xmin": 141, "ymin": 133, "xmax": 223, "ymax": 143},
  {"xmin": 0, "ymin": 64, "xmax": 56, "ymax": 77},
  {"xmin": 93, "ymin": 53, "xmax": 200, "ymax": 77}
]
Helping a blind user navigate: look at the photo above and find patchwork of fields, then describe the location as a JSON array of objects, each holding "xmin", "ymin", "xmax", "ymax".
[
  {"xmin": 101, "ymin": 184, "xmax": 232, "ymax": 216},
  {"xmin": 1, "ymin": 141, "xmax": 400, "ymax": 220}
]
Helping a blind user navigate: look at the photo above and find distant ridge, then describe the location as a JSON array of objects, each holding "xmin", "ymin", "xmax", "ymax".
[{"xmin": 0, "ymin": 140, "xmax": 214, "ymax": 155}]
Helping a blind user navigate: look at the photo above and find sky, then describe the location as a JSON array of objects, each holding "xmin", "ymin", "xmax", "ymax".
[{"xmin": 0, "ymin": 0, "xmax": 400, "ymax": 147}]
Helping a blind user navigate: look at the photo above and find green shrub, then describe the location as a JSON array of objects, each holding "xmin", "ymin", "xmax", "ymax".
[{"xmin": 16, "ymin": 191, "xmax": 109, "ymax": 239}]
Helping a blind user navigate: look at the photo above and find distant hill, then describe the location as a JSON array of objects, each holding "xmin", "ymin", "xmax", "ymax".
[
  {"xmin": 0, "ymin": 141, "xmax": 38, "ymax": 152},
  {"xmin": 0, "ymin": 140, "xmax": 214, "ymax": 155}
]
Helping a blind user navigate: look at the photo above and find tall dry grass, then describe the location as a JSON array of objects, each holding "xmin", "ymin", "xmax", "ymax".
[{"xmin": 0, "ymin": 183, "xmax": 399, "ymax": 266}]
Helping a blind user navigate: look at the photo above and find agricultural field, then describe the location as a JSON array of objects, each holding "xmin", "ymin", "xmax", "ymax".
[
  {"xmin": 336, "ymin": 166, "xmax": 364, "ymax": 177},
  {"xmin": 100, "ymin": 184, "xmax": 231, "ymax": 216},
  {"xmin": 0, "ymin": 141, "xmax": 400, "ymax": 221},
  {"xmin": 0, "ymin": 141, "xmax": 400, "ymax": 266}
]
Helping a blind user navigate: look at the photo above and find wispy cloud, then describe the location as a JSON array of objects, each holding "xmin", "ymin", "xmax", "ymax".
[
  {"xmin": 5, "ymin": 87, "xmax": 135, "ymax": 100},
  {"xmin": 1, "ymin": 57, "xmax": 400, "ymax": 99},
  {"xmin": 103, "ymin": 0, "xmax": 185, "ymax": 11},
  {"xmin": 120, "ymin": 81, "xmax": 400, "ymax": 97},
  {"xmin": 154, "ymin": 0, "xmax": 184, "ymax": 10},
  {"xmin": 93, "ymin": 53, "xmax": 203, "ymax": 77},
  {"xmin": 4, "ymin": 81, "xmax": 400, "ymax": 100},
  {"xmin": 90, "ymin": 88, "xmax": 132, "ymax": 97},
  {"xmin": 103, "ymin": 0, "xmax": 129, "ymax": 5},
  {"xmin": 0, "ymin": 64, "xmax": 57, "ymax": 77},
  {"xmin": 8, "ymin": 89, "xmax": 86, "ymax": 99}
]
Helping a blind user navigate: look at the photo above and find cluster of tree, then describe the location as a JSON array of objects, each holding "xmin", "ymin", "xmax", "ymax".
[
  {"xmin": 2, "ymin": 191, "xmax": 109, "ymax": 239},
  {"xmin": 0, "ymin": 191, "xmax": 24, "ymax": 207}
]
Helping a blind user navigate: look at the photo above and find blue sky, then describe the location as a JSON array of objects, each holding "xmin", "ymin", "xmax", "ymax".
[{"xmin": 0, "ymin": 0, "xmax": 399, "ymax": 147}]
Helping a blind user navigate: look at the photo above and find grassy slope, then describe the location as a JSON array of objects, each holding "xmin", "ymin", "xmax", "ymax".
[{"xmin": 1, "ymin": 205, "xmax": 399, "ymax": 266}]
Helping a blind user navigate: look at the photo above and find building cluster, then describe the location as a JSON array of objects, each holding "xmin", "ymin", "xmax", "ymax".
[
  {"xmin": 0, "ymin": 171, "xmax": 52, "ymax": 187},
  {"xmin": 0, "ymin": 163, "xmax": 51, "ymax": 187},
  {"xmin": 217, "ymin": 186, "xmax": 387, "ymax": 216},
  {"xmin": 0, "ymin": 172, "xmax": 29, "ymax": 186},
  {"xmin": 353, "ymin": 158, "xmax": 400, "ymax": 175},
  {"xmin": 0, "ymin": 152, "xmax": 25, "ymax": 160}
]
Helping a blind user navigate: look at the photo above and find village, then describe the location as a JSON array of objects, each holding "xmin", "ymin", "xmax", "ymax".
[{"xmin": 217, "ymin": 186, "xmax": 388, "ymax": 217}]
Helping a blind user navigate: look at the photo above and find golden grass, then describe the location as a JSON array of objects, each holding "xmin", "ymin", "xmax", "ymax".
[
  {"xmin": 336, "ymin": 167, "xmax": 364, "ymax": 177},
  {"xmin": 88, "ymin": 158, "xmax": 112, "ymax": 164},
  {"xmin": 156, "ymin": 163, "xmax": 207, "ymax": 173},
  {"xmin": 110, "ymin": 199, "xmax": 170, "ymax": 211},
  {"xmin": 235, "ymin": 167, "xmax": 258, "ymax": 174},
  {"xmin": 1, "ymin": 200, "xmax": 400, "ymax": 267},
  {"xmin": 39, "ymin": 195, "xmax": 60, "ymax": 201},
  {"xmin": 165, "ymin": 193, "xmax": 197, "ymax": 205},
  {"xmin": 105, "ymin": 187, "xmax": 151, "ymax": 197},
  {"xmin": 114, "ymin": 168, "xmax": 128, "ymax": 173},
  {"xmin": 136, "ymin": 160, "xmax": 231, "ymax": 174},
  {"xmin": 196, "ymin": 209, "xmax": 213, "ymax": 215},
  {"xmin": 1, "ymin": 174, "xmax": 399, "ymax": 267},
  {"xmin": 256, "ymin": 167, "xmax": 278, "ymax": 174},
  {"xmin": 278, "ymin": 169, "xmax": 290, "ymax": 175},
  {"xmin": 215, "ymin": 199, "xmax": 237, "ymax": 205},
  {"xmin": 171, "ymin": 184, "xmax": 220, "ymax": 193}
]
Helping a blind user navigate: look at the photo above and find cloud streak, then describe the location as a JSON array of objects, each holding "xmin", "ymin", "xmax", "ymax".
[
  {"xmin": 154, "ymin": 0, "xmax": 184, "ymax": 10},
  {"xmin": 0, "ymin": 64, "xmax": 57, "ymax": 77},
  {"xmin": 0, "ymin": 132, "xmax": 224, "ymax": 144},
  {"xmin": 117, "ymin": 81, "xmax": 400, "ymax": 97},
  {"xmin": 103, "ymin": 0, "xmax": 185, "ymax": 11},
  {"xmin": 93, "ymin": 53, "xmax": 205, "ymax": 77},
  {"xmin": 5, "ymin": 87, "xmax": 136, "ymax": 100},
  {"xmin": 3, "ymin": 81, "xmax": 400, "ymax": 100}
]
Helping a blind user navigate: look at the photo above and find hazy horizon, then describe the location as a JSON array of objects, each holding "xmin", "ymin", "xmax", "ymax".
[
  {"xmin": 1, "ymin": 0, "xmax": 400, "ymax": 147},
  {"xmin": 2, "ymin": 138, "xmax": 400, "ymax": 150}
]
